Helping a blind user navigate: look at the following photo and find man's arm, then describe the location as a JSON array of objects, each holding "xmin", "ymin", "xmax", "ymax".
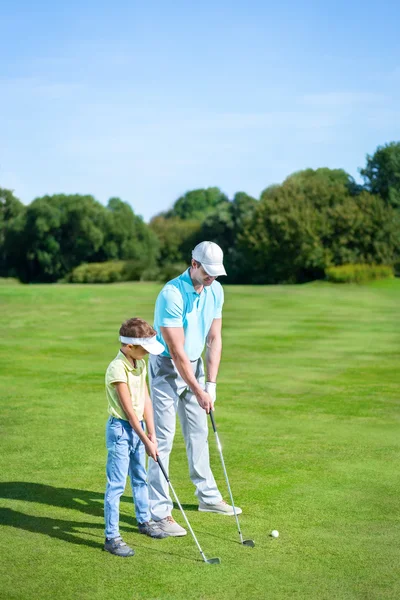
[
  {"xmin": 160, "ymin": 326, "xmax": 213, "ymax": 413},
  {"xmin": 206, "ymin": 318, "xmax": 222, "ymax": 383},
  {"xmin": 114, "ymin": 382, "xmax": 157, "ymax": 460}
]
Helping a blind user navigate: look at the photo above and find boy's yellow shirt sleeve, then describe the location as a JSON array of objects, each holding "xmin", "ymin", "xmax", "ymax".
[{"xmin": 107, "ymin": 360, "xmax": 128, "ymax": 385}]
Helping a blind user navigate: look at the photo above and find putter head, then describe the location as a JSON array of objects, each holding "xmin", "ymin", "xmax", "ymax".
[
  {"xmin": 206, "ymin": 557, "xmax": 221, "ymax": 564},
  {"xmin": 242, "ymin": 539, "xmax": 255, "ymax": 547}
]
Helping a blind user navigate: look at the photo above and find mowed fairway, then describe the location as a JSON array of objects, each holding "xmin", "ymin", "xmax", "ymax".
[{"xmin": 1, "ymin": 280, "xmax": 399, "ymax": 600}]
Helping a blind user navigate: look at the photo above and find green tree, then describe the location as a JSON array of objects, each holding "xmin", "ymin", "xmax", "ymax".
[
  {"xmin": 18, "ymin": 195, "xmax": 160, "ymax": 282},
  {"xmin": 285, "ymin": 167, "xmax": 362, "ymax": 197},
  {"xmin": 101, "ymin": 198, "xmax": 159, "ymax": 271},
  {"xmin": 20, "ymin": 194, "xmax": 106, "ymax": 282},
  {"xmin": 240, "ymin": 182, "xmax": 327, "ymax": 283},
  {"xmin": 326, "ymin": 191, "xmax": 400, "ymax": 266},
  {"xmin": 2, "ymin": 193, "xmax": 160, "ymax": 282},
  {"xmin": 149, "ymin": 215, "xmax": 201, "ymax": 265},
  {"xmin": 17, "ymin": 195, "xmax": 160, "ymax": 282},
  {"xmin": 199, "ymin": 192, "xmax": 257, "ymax": 282},
  {"xmin": 240, "ymin": 170, "xmax": 399, "ymax": 284},
  {"xmin": 360, "ymin": 142, "xmax": 400, "ymax": 208},
  {"xmin": 164, "ymin": 187, "xmax": 229, "ymax": 220},
  {"xmin": 0, "ymin": 187, "xmax": 26, "ymax": 278}
]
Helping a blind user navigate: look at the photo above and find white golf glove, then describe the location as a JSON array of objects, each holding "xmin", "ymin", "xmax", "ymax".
[{"xmin": 205, "ymin": 381, "xmax": 217, "ymax": 404}]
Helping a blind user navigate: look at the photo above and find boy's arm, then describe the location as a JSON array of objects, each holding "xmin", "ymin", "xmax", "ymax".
[
  {"xmin": 143, "ymin": 385, "xmax": 156, "ymax": 444},
  {"xmin": 114, "ymin": 382, "xmax": 157, "ymax": 461}
]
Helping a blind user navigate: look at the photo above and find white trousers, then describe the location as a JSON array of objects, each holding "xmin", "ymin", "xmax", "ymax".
[{"xmin": 147, "ymin": 354, "xmax": 222, "ymax": 520}]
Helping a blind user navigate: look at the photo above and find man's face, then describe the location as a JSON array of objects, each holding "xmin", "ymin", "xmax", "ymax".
[{"xmin": 191, "ymin": 260, "xmax": 216, "ymax": 286}]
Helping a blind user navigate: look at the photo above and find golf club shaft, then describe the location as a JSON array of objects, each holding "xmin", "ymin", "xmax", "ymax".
[
  {"xmin": 209, "ymin": 412, "xmax": 244, "ymax": 544},
  {"xmin": 156, "ymin": 457, "xmax": 209, "ymax": 563}
]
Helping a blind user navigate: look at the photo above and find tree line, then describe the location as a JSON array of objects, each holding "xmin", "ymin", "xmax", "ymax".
[{"xmin": 1, "ymin": 141, "xmax": 399, "ymax": 284}]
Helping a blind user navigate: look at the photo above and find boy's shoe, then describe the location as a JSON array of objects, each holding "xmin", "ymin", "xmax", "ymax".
[
  {"xmin": 104, "ymin": 536, "xmax": 135, "ymax": 557},
  {"xmin": 138, "ymin": 521, "xmax": 168, "ymax": 539},
  {"xmin": 154, "ymin": 516, "xmax": 187, "ymax": 537},
  {"xmin": 198, "ymin": 500, "xmax": 243, "ymax": 516}
]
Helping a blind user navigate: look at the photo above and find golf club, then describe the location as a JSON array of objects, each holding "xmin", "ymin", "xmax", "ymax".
[
  {"xmin": 156, "ymin": 456, "xmax": 221, "ymax": 564},
  {"xmin": 209, "ymin": 410, "xmax": 255, "ymax": 547}
]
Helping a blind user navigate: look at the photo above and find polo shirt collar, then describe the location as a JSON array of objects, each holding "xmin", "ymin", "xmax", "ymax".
[
  {"xmin": 181, "ymin": 268, "xmax": 207, "ymax": 295},
  {"xmin": 117, "ymin": 349, "xmax": 137, "ymax": 372}
]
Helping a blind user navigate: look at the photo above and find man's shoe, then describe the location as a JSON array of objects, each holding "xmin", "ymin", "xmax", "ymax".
[
  {"xmin": 104, "ymin": 537, "xmax": 135, "ymax": 557},
  {"xmin": 138, "ymin": 521, "xmax": 168, "ymax": 539},
  {"xmin": 198, "ymin": 500, "xmax": 243, "ymax": 516},
  {"xmin": 154, "ymin": 516, "xmax": 187, "ymax": 537}
]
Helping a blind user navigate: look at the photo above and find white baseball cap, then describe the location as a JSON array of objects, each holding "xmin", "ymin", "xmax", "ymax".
[{"xmin": 192, "ymin": 241, "xmax": 227, "ymax": 277}]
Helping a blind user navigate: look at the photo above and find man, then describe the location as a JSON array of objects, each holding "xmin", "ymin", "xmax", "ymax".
[{"xmin": 147, "ymin": 241, "xmax": 242, "ymax": 537}]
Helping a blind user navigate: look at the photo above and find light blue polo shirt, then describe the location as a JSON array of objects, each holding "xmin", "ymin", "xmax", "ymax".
[{"xmin": 154, "ymin": 269, "xmax": 224, "ymax": 361}]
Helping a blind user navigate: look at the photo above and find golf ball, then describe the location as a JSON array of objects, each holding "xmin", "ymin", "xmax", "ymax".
[{"xmin": 271, "ymin": 530, "xmax": 279, "ymax": 538}]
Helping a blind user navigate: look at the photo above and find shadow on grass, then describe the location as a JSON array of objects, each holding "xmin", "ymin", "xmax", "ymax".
[
  {"xmin": 0, "ymin": 482, "xmax": 137, "ymax": 550},
  {"xmin": 194, "ymin": 526, "xmax": 239, "ymax": 545},
  {"xmin": 0, "ymin": 481, "xmax": 135, "ymax": 523},
  {"xmin": 0, "ymin": 507, "xmax": 105, "ymax": 549},
  {"xmin": 173, "ymin": 502, "xmax": 198, "ymax": 512},
  {"xmin": 0, "ymin": 507, "xmax": 198, "ymax": 561},
  {"xmin": 0, "ymin": 482, "xmax": 207, "ymax": 560},
  {"xmin": 171, "ymin": 502, "xmax": 241, "ymax": 544}
]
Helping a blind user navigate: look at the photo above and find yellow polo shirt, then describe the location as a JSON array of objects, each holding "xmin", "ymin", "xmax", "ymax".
[{"xmin": 105, "ymin": 350, "xmax": 147, "ymax": 421}]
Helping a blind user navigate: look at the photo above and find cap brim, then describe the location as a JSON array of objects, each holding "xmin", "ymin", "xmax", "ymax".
[
  {"xmin": 141, "ymin": 338, "xmax": 165, "ymax": 355},
  {"xmin": 202, "ymin": 263, "xmax": 227, "ymax": 277}
]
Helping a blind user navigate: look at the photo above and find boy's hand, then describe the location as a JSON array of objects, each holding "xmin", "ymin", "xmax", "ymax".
[
  {"xmin": 147, "ymin": 433, "xmax": 158, "ymax": 453},
  {"xmin": 144, "ymin": 438, "xmax": 158, "ymax": 461}
]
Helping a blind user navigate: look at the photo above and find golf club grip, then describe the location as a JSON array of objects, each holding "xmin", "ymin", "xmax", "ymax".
[
  {"xmin": 156, "ymin": 457, "xmax": 169, "ymax": 482},
  {"xmin": 209, "ymin": 410, "xmax": 217, "ymax": 432}
]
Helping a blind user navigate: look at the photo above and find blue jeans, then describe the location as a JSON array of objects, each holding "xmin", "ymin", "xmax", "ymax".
[{"xmin": 104, "ymin": 417, "xmax": 150, "ymax": 539}]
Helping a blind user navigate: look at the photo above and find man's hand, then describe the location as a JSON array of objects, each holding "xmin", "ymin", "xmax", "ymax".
[
  {"xmin": 144, "ymin": 438, "xmax": 158, "ymax": 461},
  {"xmin": 205, "ymin": 382, "xmax": 216, "ymax": 404},
  {"xmin": 196, "ymin": 388, "xmax": 213, "ymax": 413}
]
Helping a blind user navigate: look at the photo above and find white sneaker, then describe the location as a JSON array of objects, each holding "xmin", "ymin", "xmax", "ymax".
[
  {"xmin": 155, "ymin": 516, "xmax": 187, "ymax": 537},
  {"xmin": 198, "ymin": 500, "xmax": 242, "ymax": 516}
]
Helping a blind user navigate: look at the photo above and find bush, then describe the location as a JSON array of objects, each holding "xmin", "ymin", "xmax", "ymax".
[
  {"xmin": 325, "ymin": 264, "xmax": 394, "ymax": 283},
  {"xmin": 394, "ymin": 258, "xmax": 400, "ymax": 278},
  {"xmin": 139, "ymin": 265, "xmax": 162, "ymax": 282},
  {"xmin": 158, "ymin": 262, "xmax": 187, "ymax": 282},
  {"xmin": 65, "ymin": 260, "xmax": 187, "ymax": 284},
  {"xmin": 122, "ymin": 260, "xmax": 151, "ymax": 281},
  {"xmin": 0, "ymin": 277, "xmax": 20, "ymax": 285},
  {"xmin": 67, "ymin": 261, "xmax": 126, "ymax": 283},
  {"xmin": 137, "ymin": 262, "xmax": 187, "ymax": 282}
]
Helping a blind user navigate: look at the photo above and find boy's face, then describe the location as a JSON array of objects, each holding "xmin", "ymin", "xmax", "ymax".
[{"xmin": 124, "ymin": 345, "xmax": 149, "ymax": 360}]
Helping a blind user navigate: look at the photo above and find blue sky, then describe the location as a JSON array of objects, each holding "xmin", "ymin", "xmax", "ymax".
[{"xmin": 1, "ymin": 0, "xmax": 399, "ymax": 221}]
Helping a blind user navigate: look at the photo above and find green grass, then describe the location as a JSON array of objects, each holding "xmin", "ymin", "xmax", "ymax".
[{"xmin": 1, "ymin": 280, "xmax": 399, "ymax": 600}]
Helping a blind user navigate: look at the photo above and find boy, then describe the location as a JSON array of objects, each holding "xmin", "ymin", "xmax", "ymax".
[{"xmin": 104, "ymin": 317, "xmax": 167, "ymax": 557}]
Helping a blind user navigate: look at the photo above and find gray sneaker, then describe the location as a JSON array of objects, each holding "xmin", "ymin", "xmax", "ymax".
[
  {"xmin": 138, "ymin": 521, "xmax": 168, "ymax": 539},
  {"xmin": 155, "ymin": 516, "xmax": 187, "ymax": 537},
  {"xmin": 198, "ymin": 500, "xmax": 243, "ymax": 516},
  {"xmin": 104, "ymin": 537, "xmax": 135, "ymax": 557}
]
